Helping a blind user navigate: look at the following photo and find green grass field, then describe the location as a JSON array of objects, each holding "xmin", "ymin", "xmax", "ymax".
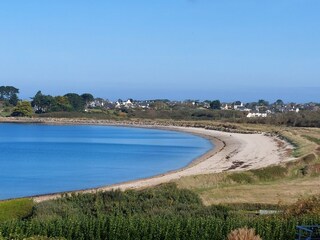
[{"xmin": 0, "ymin": 199, "xmax": 34, "ymax": 222}]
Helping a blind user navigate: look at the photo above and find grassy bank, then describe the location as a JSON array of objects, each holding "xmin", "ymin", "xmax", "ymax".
[{"xmin": 0, "ymin": 199, "xmax": 34, "ymax": 222}]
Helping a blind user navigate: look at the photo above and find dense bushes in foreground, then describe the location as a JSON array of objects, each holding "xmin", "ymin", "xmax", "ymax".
[
  {"xmin": 0, "ymin": 184, "xmax": 320, "ymax": 240},
  {"xmin": 3, "ymin": 214, "xmax": 320, "ymax": 240}
]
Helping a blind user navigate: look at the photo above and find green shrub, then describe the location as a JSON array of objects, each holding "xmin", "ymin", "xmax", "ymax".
[{"xmin": 284, "ymin": 195, "xmax": 320, "ymax": 217}]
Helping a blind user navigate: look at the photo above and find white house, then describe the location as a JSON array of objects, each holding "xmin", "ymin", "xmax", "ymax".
[{"xmin": 247, "ymin": 113, "xmax": 267, "ymax": 118}]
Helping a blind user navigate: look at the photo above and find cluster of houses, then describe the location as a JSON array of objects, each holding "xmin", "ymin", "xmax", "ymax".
[
  {"xmin": 221, "ymin": 102, "xmax": 301, "ymax": 118},
  {"xmin": 88, "ymin": 99, "xmax": 151, "ymax": 110},
  {"xmin": 86, "ymin": 98, "xmax": 319, "ymax": 118}
]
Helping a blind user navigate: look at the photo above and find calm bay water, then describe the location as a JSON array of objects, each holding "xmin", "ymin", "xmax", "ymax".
[{"xmin": 0, "ymin": 123, "xmax": 212, "ymax": 200}]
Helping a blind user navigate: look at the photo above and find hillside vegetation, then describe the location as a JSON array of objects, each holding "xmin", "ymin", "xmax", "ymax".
[{"xmin": 0, "ymin": 184, "xmax": 320, "ymax": 240}]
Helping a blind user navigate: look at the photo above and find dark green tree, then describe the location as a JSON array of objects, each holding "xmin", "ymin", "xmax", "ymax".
[
  {"xmin": 0, "ymin": 86, "xmax": 19, "ymax": 104},
  {"xmin": 52, "ymin": 96, "xmax": 72, "ymax": 112},
  {"xmin": 275, "ymin": 99, "xmax": 284, "ymax": 106},
  {"xmin": 31, "ymin": 91, "xmax": 56, "ymax": 113},
  {"xmin": 81, "ymin": 93, "xmax": 94, "ymax": 104},
  {"xmin": 245, "ymin": 102, "xmax": 258, "ymax": 109},
  {"xmin": 9, "ymin": 93, "xmax": 19, "ymax": 106},
  {"xmin": 210, "ymin": 100, "xmax": 221, "ymax": 110},
  {"xmin": 11, "ymin": 101, "xmax": 33, "ymax": 117},
  {"xmin": 64, "ymin": 93, "xmax": 85, "ymax": 111},
  {"xmin": 258, "ymin": 99, "xmax": 269, "ymax": 106}
]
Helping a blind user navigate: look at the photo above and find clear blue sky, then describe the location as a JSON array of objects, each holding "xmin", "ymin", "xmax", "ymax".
[{"xmin": 0, "ymin": 0, "xmax": 319, "ymax": 102}]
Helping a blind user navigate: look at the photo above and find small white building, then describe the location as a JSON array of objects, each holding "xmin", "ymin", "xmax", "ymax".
[
  {"xmin": 247, "ymin": 113, "xmax": 267, "ymax": 118},
  {"xmin": 233, "ymin": 102, "xmax": 244, "ymax": 110}
]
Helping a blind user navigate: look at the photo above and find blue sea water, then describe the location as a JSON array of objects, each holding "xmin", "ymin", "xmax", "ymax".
[{"xmin": 0, "ymin": 123, "xmax": 212, "ymax": 200}]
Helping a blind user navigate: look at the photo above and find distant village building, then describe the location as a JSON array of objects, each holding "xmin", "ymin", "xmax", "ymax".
[
  {"xmin": 203, "ymin": 102, "xmax": 211, "ymax": 109},
  {"xmin": 233, "ymin": 102, "xmax": 251, "ymax": 112},
  {"xmin": 88, "ymin": 99, "xmax": 105, "ymax": 108},
  {"xmin": 115, "ymin": 101, "xmax": 121, "ymax": 108},
  {"xmin": 221, "ymin": 103, "xmax": 232, "ymax": 110},
  {"xmin": 138, "ymin": 101, "xmax": 150, "ymax": 109},
  {"xmin": 233, "ymin": 102, "xmax": 244, "ymax": 110},
  {"xmin": 247, "ymin": 113, "xmax": 267, "ymax": 118},
  {"xmin": 124, "ymin": 99, "xmax": 133, "ymax": 108},
  {"xmin": 115, "ymin": 99, "xmax": 135, "ymax": 109}
]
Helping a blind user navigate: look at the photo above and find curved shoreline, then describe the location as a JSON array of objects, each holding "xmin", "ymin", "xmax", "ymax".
[
  {"xmin": 30, "ymin": 126, "xmax": 226, "ymax": 203},
  {"xmin": 0, "ymin": 118, "xmax": 293, "ymax": 202}
]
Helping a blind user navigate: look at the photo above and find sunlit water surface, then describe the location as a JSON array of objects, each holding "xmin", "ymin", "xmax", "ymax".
[{"xmin": 0, "ymin": 123, "xmax": 212, "ymax": 200}]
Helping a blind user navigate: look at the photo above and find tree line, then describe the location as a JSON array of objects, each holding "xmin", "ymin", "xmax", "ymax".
[
  {"xmin": 1, "ymin": 86, "xmax": 319, "ymax": 128},
  {"xmin": 31, "ymin": 91, "xmax": 94, "ymax": 113},
  {"xmin": 0, "ymin": 86, "xmax": 96, "ymax": 117}
]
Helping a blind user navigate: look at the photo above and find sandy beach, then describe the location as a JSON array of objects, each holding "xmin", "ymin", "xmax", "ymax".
[{"xmin": 22, "ymin": 120, "xmax": 293, "ymax": 203}]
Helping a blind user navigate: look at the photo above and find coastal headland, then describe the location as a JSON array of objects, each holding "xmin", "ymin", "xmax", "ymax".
[{"xmin": 0, "ymin": 117, "xmax": 293, "ymax": 202}]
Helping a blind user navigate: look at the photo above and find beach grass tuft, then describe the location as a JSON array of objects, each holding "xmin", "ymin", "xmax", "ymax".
[{"xmin": 250, "ymin": 166, "xmax": 287, "ymax": 181}]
